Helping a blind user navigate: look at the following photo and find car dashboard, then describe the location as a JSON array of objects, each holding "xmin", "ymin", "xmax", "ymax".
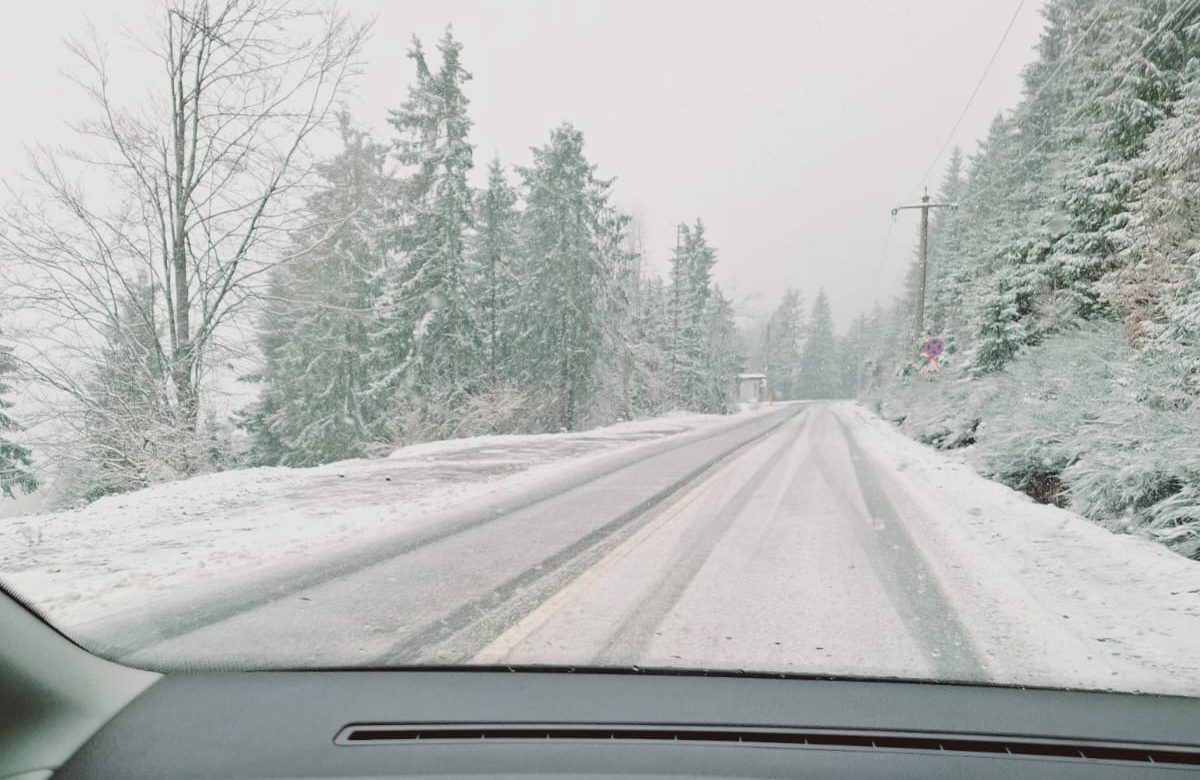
[{"xmin": 54, "ymin": 668, "xmax": 1200, "ymax": 779}]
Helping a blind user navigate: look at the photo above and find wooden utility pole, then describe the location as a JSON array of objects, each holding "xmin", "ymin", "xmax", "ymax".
[{"xmin": 892, "ymin": 188, "xmax": 957, "ymax": 354}]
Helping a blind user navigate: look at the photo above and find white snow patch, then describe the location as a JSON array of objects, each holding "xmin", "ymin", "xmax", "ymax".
[
  {"xmin": 0, "ymin": 408, "xmax": 768, "ymax": 629},
  {"xmin": 842, "ymin": 402, "xmax": 1200, "ymax": 695}
]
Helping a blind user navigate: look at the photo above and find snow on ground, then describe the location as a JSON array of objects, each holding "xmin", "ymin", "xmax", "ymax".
[
  {"xmin": 0, "ymin": 408, "xmax": 770, "ymax": 628},
  {"xmin": 845, "ymin": 402, "xmax": 1200, "ymax": 692}
]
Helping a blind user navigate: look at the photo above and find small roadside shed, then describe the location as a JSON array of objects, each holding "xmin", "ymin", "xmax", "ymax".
[{"xmin": 736, "ymin": 373, "xmax": 768, "ymax": 403}]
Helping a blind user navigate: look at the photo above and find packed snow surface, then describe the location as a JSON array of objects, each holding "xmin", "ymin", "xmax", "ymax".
[
  {"xmin": 465, "ymin": 403, "xmax": 1200, "ymax": 695},
  {"xmin": 0, "ymin": 409, "xmax": 769, "ymax": 627},
  {"xmin": 830, "ymin": 404, "xmax": 1200, "ymax": 693},
  {"xmin": 2, "ymin": 401, "xmax": 1198, "ymax": 698}
]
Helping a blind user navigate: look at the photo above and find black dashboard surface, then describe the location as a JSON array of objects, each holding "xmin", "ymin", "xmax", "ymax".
[{"xmin": 56, "ymin": 669, "xmax": 1200, "ymax": 779}]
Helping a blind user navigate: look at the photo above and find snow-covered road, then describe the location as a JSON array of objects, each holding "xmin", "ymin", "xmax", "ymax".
[
  {"xmin": 1, "ymin": 409, "xmax": 774, "ymax": 628},
  {"xmin": 473, "ymin": 404, "xmax": 1200, "ymax": 695},
  {"xmin": 9, "ymin": 402, "xmax": 1200, "ymax": 696},
  {"xmin": 475, "ymin": 405, "xmax": 981, "ymax": 681}
]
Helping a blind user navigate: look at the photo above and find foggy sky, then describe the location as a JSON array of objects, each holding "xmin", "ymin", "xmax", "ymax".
[{"xmin": 0, "ymin": 0, "xmax": 1045, "ymax": 329}]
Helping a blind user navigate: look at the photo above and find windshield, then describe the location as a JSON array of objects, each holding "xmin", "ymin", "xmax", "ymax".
[{"xmin": 1, "ymin": 0, "xmax": 1199, "ymax": 696}]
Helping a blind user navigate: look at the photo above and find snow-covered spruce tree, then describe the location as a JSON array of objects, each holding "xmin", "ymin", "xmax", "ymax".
[
  {"xmin": 372, "ymin": 28, "xmax": 478, "ymax": 441},
  {"xmin": 473, "ymin": 158, "xmax": 521, "ymax": 392},
  {"xmin": 968, "ymin": 275, "xmax": 1029, "ymax": 376},
  {"xmin": 514, "ymin": 123, "xmax": 622, "ymax": 431},
  {"xmin": 448, "ymin": 157, "xmax": 529, "ymax": 435},
  {"xmin": 244, "ymin": 116, "xmax": 394, "ymax": 467},
  {"xmin": 613, "ymin": 217, "xmax": 648, "ymax": 420},
  {"xmin": 798, "ymin": 289, "xmax": 839, "ymax": 399},
  {"xmin": 592, "ymin": 206, "xmax": 640, "ymax": 423},
  {"xmin": 766, "ymin": 288, "xmax": 805, "ymax": 400},
  {"xmin": 667, "ymin": 222, "xmax": 692, "ymax": 405},
  {"xmin": 1045, "ymin": 0, "xmax": 1191, "ymax": 322},
  {"xmin": 0, "ymin": 338, "xmax": 36, "ymax": 499},
  {"xmin": 949, "ymin": 115, "xmax": 1025, "ymax": 285},
  {"xmin": 836, "ymin": 315, "xmax": 869, "ymax": 398},
  {"xmin": 923, "ymin": 147, "xmax": 966, "ymax": 343},
  {"xmin": 699, "ymin": 285, "xmax": 742, "ymax": 413},
  {"xmin": 1115, "ymin": 61, "xmax": 1200, "ymax": 393},
  {"xmin": 629, "ymin": 273, "xmax": 673, "ymax": 415},
  {"xmin": 1003, "ymin": 0, "xmax": 1098, "ymax": 221},
  {"xmin": 675, "ymin": 220, "xmax": 719, "ymax": 411},
  {"xmin": 856, "ymin": 304, "xmax": 892, "ymax": 393},
  {"xmin": 968, "ymin": 1, "xmax": 1094, "ymax": 337},
  {"xmin": 931, "ymin": 110, "xmax": 1048, "ymax": 376}
]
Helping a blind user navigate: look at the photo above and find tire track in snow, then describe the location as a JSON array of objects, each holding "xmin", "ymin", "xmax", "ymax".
[
  {"xmin": 367, "ymin": 405, "xmax": 810, "ymax": 665},
  {"xmin": 828, "ymin": 410, "xmax": 987, "ymax": 682},
  {"xmin": 593, "ymin": 412, "xmax": 812, "ymax": 665},
  {"xmin": 85, "ymin": 406, "xmax": 800, "ymax": 662},
  {"xmin": 475, "ymin": 404, "xmax": 927, "ymax": 676}
]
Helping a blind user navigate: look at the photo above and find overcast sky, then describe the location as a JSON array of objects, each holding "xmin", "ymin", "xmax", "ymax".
[{"xmin": 0, "ymin": 0, "xmax": 1045, "ymax": 329}]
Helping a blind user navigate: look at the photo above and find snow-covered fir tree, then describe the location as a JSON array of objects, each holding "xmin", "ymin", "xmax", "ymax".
[
  {"xmin": 245, "ymin": 116, "xmax": 394, "ymax": 466},
  {"xmin": 374, "ymin": 28, "xmax": 478, "ymax": 440},
  {"xmin": 673, "ymin": 220, "xmax": 718, "ymax": 411},
  {"xmin": 0, "ymin": 338, "xmax": 36, "ymax": 499},
  {"xmin": 629, "ymin": 273, "xmax": 674, "ymax": 415},
  {"xmin": 515, "ymin": 123, "xmax": 623, "ymax": 431},
  {"xmin": 866, "ymin": 0, "xmax": 1200, "ymax": 558},
  {"xmin": 667, "ymin": 223, "xmax": 691, "ymax": 404},
  {"xmin": 923, "ymin": 147, "xmax": 966, "ymax": 343},
  {"xmin": 836, "ymin": 314, "xmax": 869, "ymax": 397},
  {"xmin": 1044, "ymin": 0, "xmax": 1190, "ymax": 321},
  {"xmin": 592, "ymin": 207, "xmax": 643, "ymax": 423},
  {"xmin": 798, "ymin": 289, "xmax": 839, "ymax": 398},
  {"xmin": 968, "ymin": 272, "xmax": 1030, "ymax": 376},
  {"xmin": 472, "ymin": 158, "xmax": 521, "ymax": 393},
  {"xmin": 766, "ymin": 289, "xmax": 805, "ymax": 400},
  {"xmin": 699, "ymin": 285, "xmax": 742, "ymax": 412}
]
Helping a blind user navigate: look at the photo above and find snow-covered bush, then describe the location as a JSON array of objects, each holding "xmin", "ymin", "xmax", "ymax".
[
  {"xmin": 1062, "ymin": 395, "xmax": 1200, "ymax": 559},
  {"xmin": 871, "ymin": 324, "xmax": 1200, "ymax": 559}
]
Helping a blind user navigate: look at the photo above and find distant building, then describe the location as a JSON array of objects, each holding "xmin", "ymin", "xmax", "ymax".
[{"xmin": 736, "ymin": 373, "xmax": 768, "ymax": 404}]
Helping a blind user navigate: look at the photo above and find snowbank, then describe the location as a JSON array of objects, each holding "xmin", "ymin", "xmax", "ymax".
[
  {"xmin": 0, "ymin": 408, "xmax": 766, "ymax": 628},
  {"xmin": 870, "ymin": 324, "xmax": 1200, "ymax": 559},
  {"xmin": 843, "ymin": 402, "xmax": 1200, "ymax": 693}
]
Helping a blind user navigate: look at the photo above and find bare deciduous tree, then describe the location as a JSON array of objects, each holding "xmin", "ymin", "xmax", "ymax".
[{"xmin": 0, "ymin": 0, "xmax": 368, "ymax": 488}]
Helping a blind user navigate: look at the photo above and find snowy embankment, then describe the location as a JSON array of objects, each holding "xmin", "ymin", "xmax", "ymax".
[
  {"xmin": 870, "ymin": 324, "xmax": 1200, "ymax": 560},
  {"xmin": 0, "ymin": 408, "xmax": 770, "ymax": 628},
  {"xmin": 847, "ymin": 403, "xmax": 1200, "ymax": 691}
]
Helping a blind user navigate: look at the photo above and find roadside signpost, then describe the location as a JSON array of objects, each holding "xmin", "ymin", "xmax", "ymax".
[{"xmin": 920, "ymin": 337, "xmax": 944, "ymax": 378}]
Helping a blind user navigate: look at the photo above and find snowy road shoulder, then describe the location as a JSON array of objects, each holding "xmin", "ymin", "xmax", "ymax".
[
  {"xmin": 0, "ymin": 407, "xmax": 777, "ymax": 630},
  {"xmin": 839, "ymin": 402, "xmax": 1200, "ymax": 694}
]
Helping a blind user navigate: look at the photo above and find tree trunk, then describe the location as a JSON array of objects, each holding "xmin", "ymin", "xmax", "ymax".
[
  {"xmin": 559, "ymin": 310, "xmax": 573, "ymax": 431},
  {"xmin": 171, "ymin": 12, "xmax": 196, "ymax": 434}
]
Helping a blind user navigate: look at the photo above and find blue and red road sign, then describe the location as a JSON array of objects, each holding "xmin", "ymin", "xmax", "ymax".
[{"xmin": 921, "ymin": 337, "xmax": 945, "ymax": 359}]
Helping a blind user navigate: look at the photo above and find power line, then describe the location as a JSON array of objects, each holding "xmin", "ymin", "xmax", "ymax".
[
  {"xmin": 949, "ymin": 0, "xmax": 1119, "ymax": 208},
  {"xmin": 906, "ymin": 0, "xmax": 1030, "ymax": 202},
  {"xmin": 871, "ymin": 213, "xmax": 896, "ymax": 305},
  {"xmin": 879, "ymin": 0, "xmax": 1190, "ymax": 314}
]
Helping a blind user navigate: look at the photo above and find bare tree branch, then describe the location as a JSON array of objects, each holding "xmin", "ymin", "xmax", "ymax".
[{"xmin": 0, "ymin": 0, "xmax": 369, "ymax": 490}]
